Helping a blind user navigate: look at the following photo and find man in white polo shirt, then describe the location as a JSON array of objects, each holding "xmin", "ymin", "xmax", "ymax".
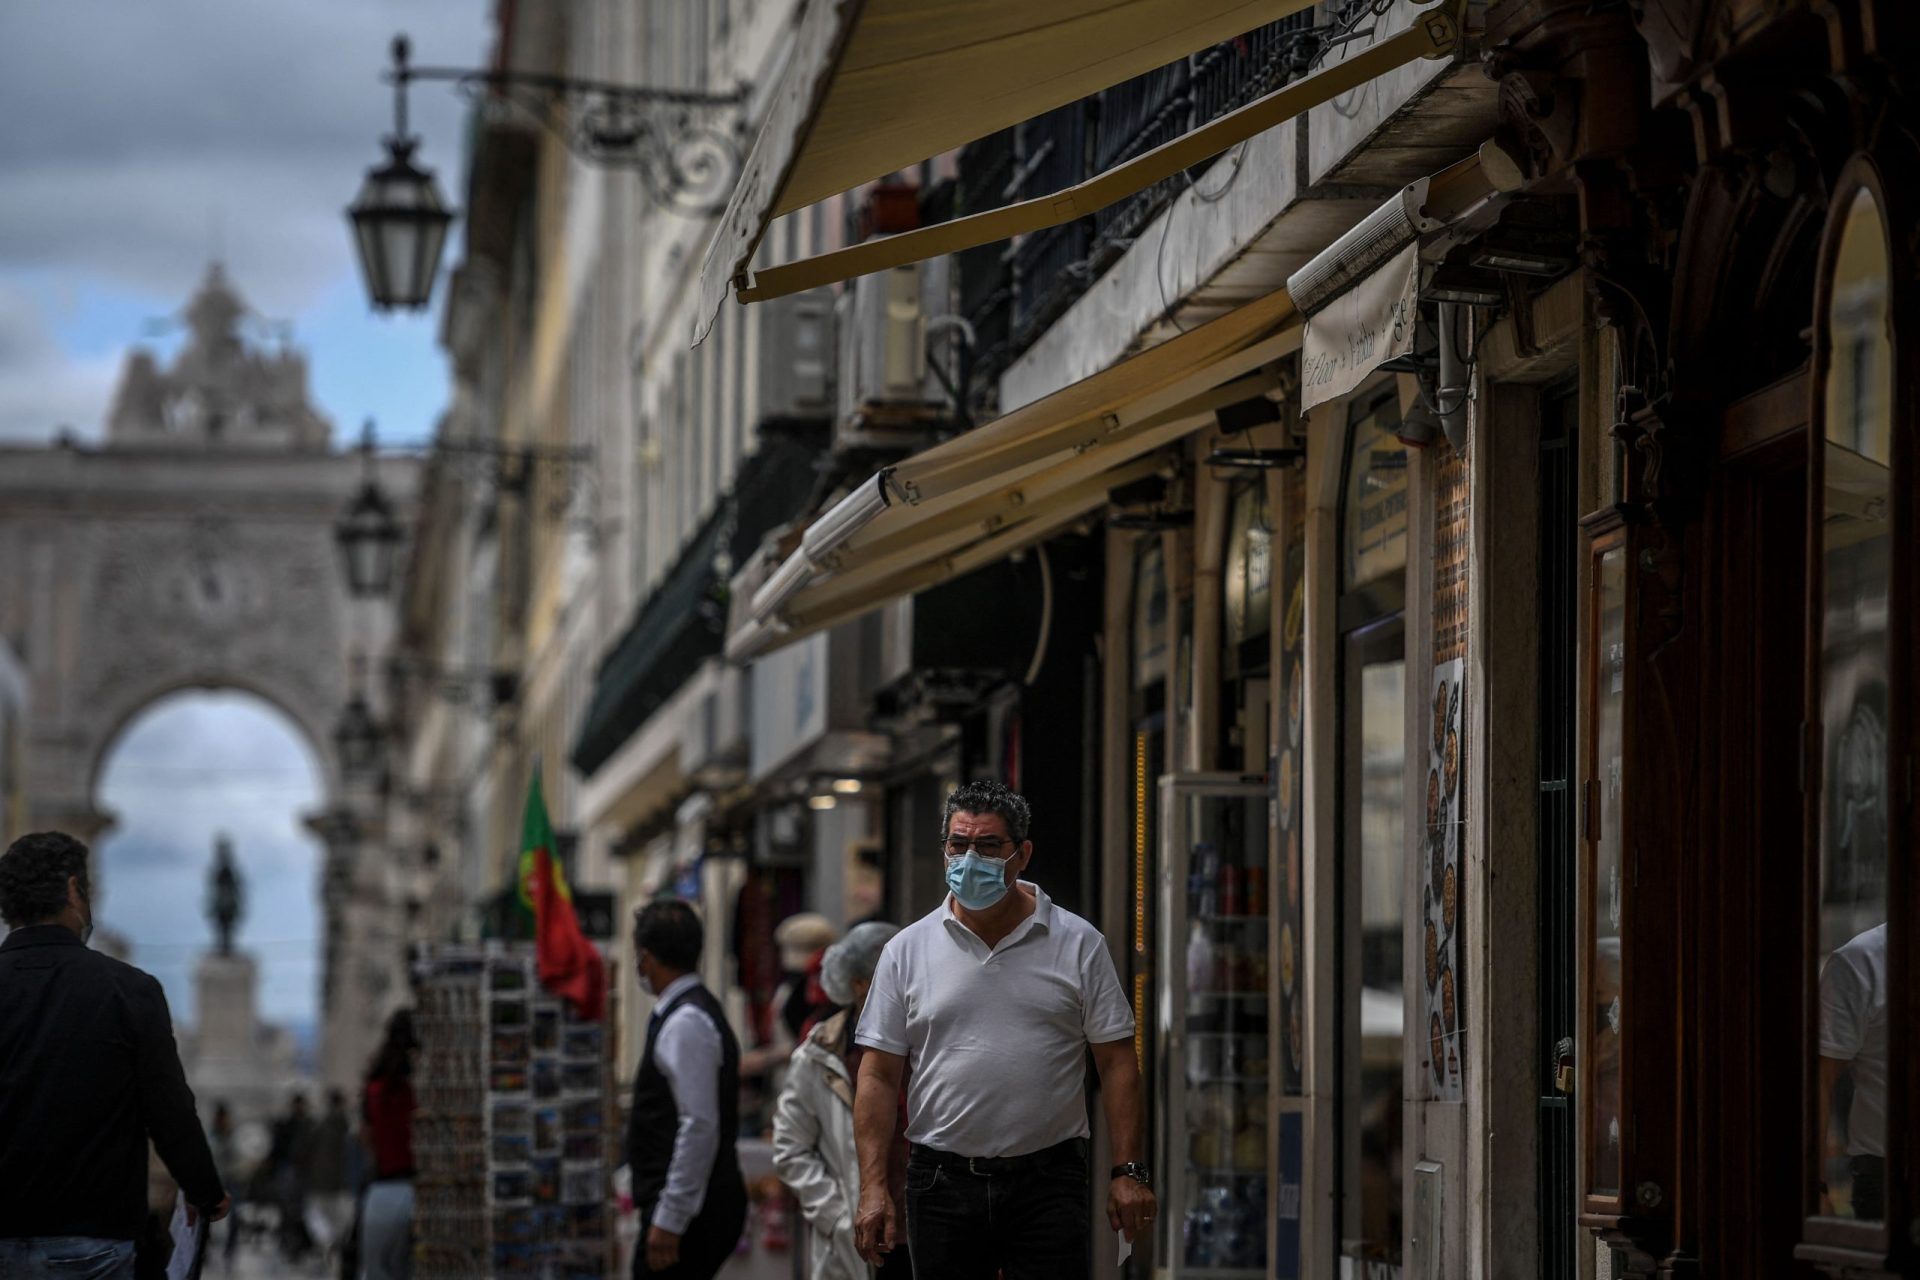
[{"xmin": 850, "ymin": 781, "xmax": 1153, "ymax": 1279}]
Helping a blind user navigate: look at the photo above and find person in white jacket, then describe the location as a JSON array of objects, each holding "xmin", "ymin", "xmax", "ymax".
[{"xmin": 772, "ymin": 922, "xmax": 906, "ymax": 1280}]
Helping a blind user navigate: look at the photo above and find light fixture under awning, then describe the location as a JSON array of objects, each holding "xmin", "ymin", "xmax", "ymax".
[
  {"xmin": 695, "ymin": 0, "xmax": 1465, "ymax": 340},
  {"xmin": 727, "ymin": 290, "xmax": 1302, "ymax": 661}
]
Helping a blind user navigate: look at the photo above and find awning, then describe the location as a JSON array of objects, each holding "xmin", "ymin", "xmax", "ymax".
[
  {"xmin": 696, "ymin": 0, "xmax": 1464, "ymax": 338},
  {"xmin": 726, "ymin": 289, "xmax": 1301, "ymax": 660}
]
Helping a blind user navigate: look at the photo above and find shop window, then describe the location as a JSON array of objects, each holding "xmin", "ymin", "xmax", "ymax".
[
  {"xmin": 1276, "ymin": 465, "xmax": 1308, "ymax": 1099},
  {"xmin": 1134, "ymin": 540, "xmax": 1169, "ymax": 687},
  {"xmin": 1337, "ymin": 390, "xmax": 1410, "ymax": 1271},
  {"xmin": 1340, "ymin": 621, "xmax": 1406, "ymax": 1267},
  {"xmin": 1222, "ymin": 478, "xmax": 1274, "ymax": 770},
  {"xmin": 1583, "ymin": 533, "xmax": 1627, "ymax": 1206},
  {"xmin": 1342, "ymin": 399, "xmax": 1409, "ymax": 595},
  {"xmin": 1224, "ymin": 479, "xmax": 1274, "ymax": 656},
  {"xmin": 1155, "ymin": 776, "xmax": 1271, "ymax": 1279},
  {"xmin": 1810, "ymin": 187, "xmax": 1893, "ymax": 1232}
]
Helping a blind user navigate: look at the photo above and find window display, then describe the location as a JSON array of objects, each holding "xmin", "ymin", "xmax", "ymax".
[{"xmin": 1157, "ymin": 779, "xmax": 1270, "ymax": 1278}]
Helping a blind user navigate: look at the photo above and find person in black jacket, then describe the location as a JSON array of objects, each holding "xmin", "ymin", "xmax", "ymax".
[
  {"xmin": 0, "ymin": 831, "xmax": 230, "ymax": 1279},
  {"xmin": 627, "ymin": 899, "xmax": 747, "ymax": 1279}
]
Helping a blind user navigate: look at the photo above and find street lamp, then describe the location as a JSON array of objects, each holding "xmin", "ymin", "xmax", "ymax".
[
  {"xmin": 336, "ymin": 421, "xmax": 404, "ymax": 598},
  {"xmin": 348, "ymin": 32, "xmax": 746, "ymax": 313},
  {"xmin": 333, "ymin": 695, "xmax": 386, "ymax": 781},
  {"xmin": 348, "ymin": 37, "xmax": 455, "ymax": 312}
]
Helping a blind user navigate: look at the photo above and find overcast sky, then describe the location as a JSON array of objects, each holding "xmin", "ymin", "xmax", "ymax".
[
  {"xmin": 0, "ymin": 0, "xmax": 492, "ymax": 447},
  {"xmin": 1, "ymin": 2, "xmax": 495, "ymax": 1035}
]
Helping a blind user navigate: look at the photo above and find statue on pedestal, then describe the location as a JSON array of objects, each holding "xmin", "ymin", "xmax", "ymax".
[{"xmin": 207, "ymin": 836, "xmax": 245, "ymax": 957}]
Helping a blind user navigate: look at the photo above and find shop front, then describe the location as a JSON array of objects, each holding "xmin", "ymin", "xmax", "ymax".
[{"xmin": 1479, "ymin": 2, "xmax": 1919, "ymax": 1275}]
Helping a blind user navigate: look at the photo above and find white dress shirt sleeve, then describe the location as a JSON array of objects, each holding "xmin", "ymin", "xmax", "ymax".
[
  {"xmin": 853, "ymin": 941, "xmax": 910, "ymax": 1055},
  {"xmin": 650, "ymin": 1003, "xmax": 726, "ymax": 1235}
]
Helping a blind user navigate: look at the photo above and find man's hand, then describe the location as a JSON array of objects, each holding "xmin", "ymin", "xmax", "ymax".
[
  {"xmin": 853, "ymin": 1183, "xmax": 900, "ymax": 1265},
  {"xmin": 185, "ymin": 1194, "xmax": 232, "ymax": 1228},
  {"xmin": 1108, "ymin": 1176, "xmax": 1156, "ymax": 1243},
  {"xmin": 646, "ymin": 1224, "xmax": 682, "ymax": 1272}
]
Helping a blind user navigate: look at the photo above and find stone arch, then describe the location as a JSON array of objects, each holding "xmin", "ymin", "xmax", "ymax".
[{"xmin": 84, "ymin": 668, "xmax": 342, "ymax": 817}]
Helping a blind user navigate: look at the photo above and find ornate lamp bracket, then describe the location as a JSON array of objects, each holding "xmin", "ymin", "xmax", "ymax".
[{"xmin": 385, "ymin": 34, "xmax": 748, "ymax": 215}]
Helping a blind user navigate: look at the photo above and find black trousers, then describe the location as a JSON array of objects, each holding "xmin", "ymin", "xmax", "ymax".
[
  {"xmin": 1851, "ymin": 1155, "xmax": 1886, "ymax": 1221},
  {"xmin": 904, "ymin": 1139, "xmax": 1090, "ymax": 1280},
  {"xmin": 636, "ymin": 1171, "xmax": 748, "ymax": 1280}
]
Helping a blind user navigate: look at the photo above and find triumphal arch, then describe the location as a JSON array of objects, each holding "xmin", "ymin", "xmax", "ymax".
[{"xmin": 0, "ymin": 264, "xmax": 417, "ymax": 1083}]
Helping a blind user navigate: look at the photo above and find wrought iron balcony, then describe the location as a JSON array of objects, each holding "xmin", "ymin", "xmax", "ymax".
[{"xmin": 958, "ymin": 12, "xmax": 1320, "ymax": 363}]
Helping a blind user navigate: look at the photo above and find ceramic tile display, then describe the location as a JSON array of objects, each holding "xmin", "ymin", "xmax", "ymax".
[{"xmin": 414, "ymin": 943, "xmax": 613, "ymax": 1279}]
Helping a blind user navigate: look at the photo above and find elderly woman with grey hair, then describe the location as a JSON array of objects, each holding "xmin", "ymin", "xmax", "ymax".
[{"xmin": 772, "ymin": 922, "xmax": 912, "ymax": 1279}]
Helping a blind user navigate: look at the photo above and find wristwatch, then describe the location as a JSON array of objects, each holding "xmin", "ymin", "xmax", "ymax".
[{"xmin": 1111, "ymin": 1162, "xmax": 1152, "ymax": 1186}]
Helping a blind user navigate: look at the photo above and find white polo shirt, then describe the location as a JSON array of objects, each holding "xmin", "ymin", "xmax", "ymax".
[{"xmin": 854, "ymin": 881, "xmax": 1135, "ymax": 1158}]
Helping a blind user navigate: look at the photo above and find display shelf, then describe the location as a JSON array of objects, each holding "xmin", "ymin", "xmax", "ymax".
[{"xmin": 413, "ymin": 942, "xmax": 615, "ymax": 1280}]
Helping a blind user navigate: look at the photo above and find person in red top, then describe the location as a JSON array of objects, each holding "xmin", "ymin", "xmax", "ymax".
[{"xmin": 360, "ymin": 1009, "xmax": 417, "ymax": 1279}]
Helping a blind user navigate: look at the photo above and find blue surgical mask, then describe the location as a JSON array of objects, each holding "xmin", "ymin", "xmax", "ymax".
[{"xmin": 946, "ymin": 851, "xmax": 1012, "ymax": 911}]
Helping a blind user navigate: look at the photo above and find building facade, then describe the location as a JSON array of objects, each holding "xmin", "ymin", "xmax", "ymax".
[{"xmin": 389, "ymin": 0, "xmax": 1916, "ymax": 1275}]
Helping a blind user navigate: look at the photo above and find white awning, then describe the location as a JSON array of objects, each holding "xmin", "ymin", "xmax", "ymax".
[
  {"xmin": 695, "ymin": 0, "xmax": 1465, "ymax": 340},
  {"xmin": 727, "ymin": 289, "xmax": 1301, "ymax": 660}
]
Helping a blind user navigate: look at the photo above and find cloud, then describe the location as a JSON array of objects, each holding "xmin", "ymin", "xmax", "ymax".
[{"xmin": 0, "ymin": 0, "xmax": 489, "ymax": 443}]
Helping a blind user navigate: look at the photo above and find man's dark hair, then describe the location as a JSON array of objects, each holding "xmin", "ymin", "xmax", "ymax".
[
  {"xmin": 633, "ymin": 899, "xmax": 703, "ymax": 973},
  {"xmin": 942, "ymin": 780, "xmax": 1032, "ymax": 844},
  {"xmin": 0, "ymin": 831, "xmax": 90, "ymax": 927}
]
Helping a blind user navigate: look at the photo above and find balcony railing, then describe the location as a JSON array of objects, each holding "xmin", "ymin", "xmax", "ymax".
[
  {"xmin": 954, "ymin": 129, "xmax": 1018, "ymax": 390},
  {"xmin": 962, "ymin": 12, "xmax": 1320, "ymax": 362},
  {"xmin": 1010, "ymin": 101, "xmax": 1094, "ymax": 341}
]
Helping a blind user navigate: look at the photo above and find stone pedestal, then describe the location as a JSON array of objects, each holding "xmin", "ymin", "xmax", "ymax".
[{"xmin": 183, "ymin": 952, "xmax": 303, "ymax": 1131}]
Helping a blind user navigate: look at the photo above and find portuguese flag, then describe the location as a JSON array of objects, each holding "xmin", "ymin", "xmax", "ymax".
[{"xmin": 517, "ymin": 763, "xmax": 606, "ymax": 1021}]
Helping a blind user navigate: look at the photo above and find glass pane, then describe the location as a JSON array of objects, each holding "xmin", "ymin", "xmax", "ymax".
[
  {"xmin": 1589, "ymin": 544, "xmax": 1626, "ymax": 1198},
  {"xmin": 1134, "ymin": 541, "xmax": 1168, "ymax": 688},
  {"xmin": 1815, "ymin": 188, "xmax": 1892, "ymax": 1224},
  {"xmin": 1342, "ymin": 639, "xmax": 1405, "ymax": 1265},
  {"xmin": 1343, "ymin": 398, "xmax": 1409, "ymax": 592},
  {"xmin": 1224, "ymin": 481, "xmax": 1274, "ymax": 651},
  {"xmin": 1277, "ymin": 467, "xmax": 1307, "ymax": 1097},
  {"xmin": 1177, "ymin": 793, "xmax": 1270, "ymax": 1274}
]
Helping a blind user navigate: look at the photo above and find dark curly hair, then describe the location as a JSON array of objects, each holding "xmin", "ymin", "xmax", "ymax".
[
  {"xmin": 942, "ymin": 780, "xmax": 1032, "ymax": 844},
  {"xmin": 0, "ymin": 831, "xmax": 90, "ymax": 927}
]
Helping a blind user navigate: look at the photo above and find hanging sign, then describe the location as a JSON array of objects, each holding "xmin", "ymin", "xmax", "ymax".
[{"xmin": 1299, "ymin": 242, "xmax": 1418, "ymax": 412}]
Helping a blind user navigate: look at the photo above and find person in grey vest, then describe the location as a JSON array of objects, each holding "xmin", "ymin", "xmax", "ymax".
[
  {"xmin": 626, "ymin": 900, "xmax": 747, "ymax": 1279},
  {"xmin": 852, "ymin": 782, "xmax": 1154, "ymax": 1280},
  {"xmin": 773, "ymin": 922, "xmax": 910, "ymax": 1280}
]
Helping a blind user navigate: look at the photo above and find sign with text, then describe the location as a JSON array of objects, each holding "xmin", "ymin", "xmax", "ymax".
[{"xmin": 1300, "ymin": 242, "xmax": 1418, "ymax": 411}]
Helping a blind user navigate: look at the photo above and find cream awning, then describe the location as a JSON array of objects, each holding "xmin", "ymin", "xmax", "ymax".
[
  {"xmin": 695, "ymin": 1, "xmax": 1465, "ymax": 338},
  {"xmin": 727, "ymin": 289, "xmax": 1301, "ymax": 660}
]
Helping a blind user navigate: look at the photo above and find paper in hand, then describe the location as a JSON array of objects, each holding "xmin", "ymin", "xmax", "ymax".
[
  {"xmin": 165, "ymin": 1198, "xmax": 209, "ymax": 1280},
  {"xmin": 1117, "ymin": 1230, "xmax": 1133, "ymax": 1268}
]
